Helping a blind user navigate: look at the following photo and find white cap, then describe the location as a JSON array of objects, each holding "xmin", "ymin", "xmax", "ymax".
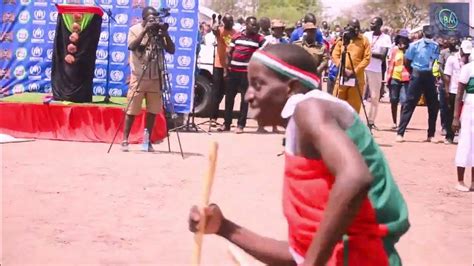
[{"xmin": 460, "ymin": 40, "xmax": 472, "ymax": 54}]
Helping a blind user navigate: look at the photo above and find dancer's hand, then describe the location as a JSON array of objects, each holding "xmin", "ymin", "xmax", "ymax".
[
  {"xmin": 188, "ymin": 204, "xmax": 224, "ymax": 235},
  {"xmin": 452, "ymin": 118, "xmax": 461, "ymax": 133}
]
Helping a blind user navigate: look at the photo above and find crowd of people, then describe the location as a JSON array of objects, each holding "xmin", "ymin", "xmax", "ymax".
[{"xmin": 198, "ymin": 12, "xmax": 474, "ymax": 192}]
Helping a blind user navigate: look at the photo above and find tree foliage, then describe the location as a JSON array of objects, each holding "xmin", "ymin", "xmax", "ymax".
[
  {"xmin": 208, "ymin": 0, "xmax": 237, "ymax": 15},
  {"xmin": 339, "ymin": 0, "xmax": 436, "ymax": 30},
  {"xmin": 257, "ymin": 0, "xmax": 323, "ymax": 25}
]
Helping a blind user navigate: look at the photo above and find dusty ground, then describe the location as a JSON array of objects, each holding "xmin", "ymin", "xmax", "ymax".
[{"xmin": 1, "ymin": 102, "xmax": 473, "ymax": 265}]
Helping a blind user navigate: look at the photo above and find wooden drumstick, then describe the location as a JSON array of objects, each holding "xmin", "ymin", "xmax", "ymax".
[{"xmin": 192, "ymin": 141, "xmax": 219, "ymax": 265}]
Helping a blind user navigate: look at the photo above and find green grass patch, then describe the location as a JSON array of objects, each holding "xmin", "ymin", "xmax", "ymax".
[{"xmin": 1, "ymin": 93, "xmax": 130, "ymax": 107}]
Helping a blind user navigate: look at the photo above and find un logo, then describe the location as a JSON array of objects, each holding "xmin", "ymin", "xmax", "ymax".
[
  {"xmin": 96, "ymin": 49, "xmax": 108, "ymax": 60},
  {"xmin": 113, "ymin": 32, "xmax": 126, "ymax": 43},
  {"xmin": 110, "ymin": 70, "xmax": 124, "ymax": 82},
  {"xmin": 18, "ymin": 11, "xmax": 30, "ymax": 24},
  {"xmin": 166, "ymin": 0, "xmax": 179, "ymax": 8},
  {"xmin": 95, "ymin": 68, "xmax": 107, "ymax": 79},
  {"xmin": 14, "ymin": 66, "xmax": 26, "ymax": 79},
  {"xmin": 165, "ymin": 16, "xmax": 177, "ymax": 27},
  {"xmin": 48, "ymin": 30, "xmax": 56, "ymax": 41},
  {"xmin": 31, "ymin": 46, "xmax": 43, "ymax": 57},
  {"xmin": 116, "ymin": 14, "xmax": 129, "ymax": 25},
  {"xmin": 13, "ymin": 84, "xmax": 25, "ymax": 94},
  {"xmin": 179, "ymin": 37, "xmax": 193, "ymax": 48},
  {"xmin": 16, "ymin": 48, "xmax": 27, "ymax": 61},
  {"xmin": 108, "ymin": 88, "xmax": 123, "ymax": 96},
  {"xmin": 117, "ymin": 0, "xmax": 129, "ymax": 5},
  {"xmin": 174, "ymin": 93, "xmax": 188, "ymax": 104},
  {"xmin": 100, "ymin": 31, "xmax": 109, "ymax": 42},
  {"xmin": 50, "ymin": 11, "xmax": 58, "ymax": 22},
  {"xmin": 112, "ymin": 51, "xmax": 125, "ymax": 63},
  {"xmin": 182, "ymin": 0, "xmax": 195, "ymax": 10},
  {"xmin": 45, "ymin": 67, "xmax": 52, "ymax": 79},
  {"xmin": 34, "ymin": 10, "xmax": 46, "ymax": 20},
  {"xmin": 28, "ymin": 82, "xmax": 40, "ymax": 92},
  {"xmin": 177, "ymin": 56, "xmax": 191, "ymax": 67},
  {"xmin": 165, "ymin": 54, "xmax": 174, "ymax": 64},
  {"xmin": 181, "ymin": 18, "xmax": 194, "ymax": 29},
  {"xmin": 47, "ymin": 49, "xmax": 53, "ymax": 60},
  {"xmin": 176, "ymin": 75, "xmax": 190, "ymax": 86},
  {"xmin": 16, "ymin": 29, "xmax": 29, "ymax": 43},
  {"xmin": 93, "ymin": 86, "xmax": 106, "ymax": 95},
  {"xmin": 32, "ymin": 28, "xmax": 44, "ymax": 39}
]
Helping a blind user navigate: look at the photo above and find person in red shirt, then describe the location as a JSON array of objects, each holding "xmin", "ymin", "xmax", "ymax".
[{"xmin": 218, "ymin": 16, "xmax": 266, "ymax": 134}]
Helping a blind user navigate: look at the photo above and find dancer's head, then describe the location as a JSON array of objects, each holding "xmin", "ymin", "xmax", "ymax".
[{"xmin": 246, "ymin": 44, "xmax": 319, "ymax": 126}]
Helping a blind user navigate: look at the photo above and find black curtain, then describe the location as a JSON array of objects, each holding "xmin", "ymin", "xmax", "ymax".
[{"xmin": 51, "ymin": 14, "xmax": 102, "ymax": 103}]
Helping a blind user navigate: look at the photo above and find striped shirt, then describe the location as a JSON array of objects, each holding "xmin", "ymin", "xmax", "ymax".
[{"xmin": 229, "ymin": 32, "xmax": 266, "ymax": 72}]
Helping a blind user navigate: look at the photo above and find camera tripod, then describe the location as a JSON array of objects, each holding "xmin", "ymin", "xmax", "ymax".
[
  {"xmin": 107, "ymin": 34, "xmax": 184, "ymax": 158},
  {"xmin": 336, "ymin": 42, "xmax": 372, "ymax": 134},
  {"xmin": 169, "ymin": 87, "xmax": 211, "ymax": 134}
]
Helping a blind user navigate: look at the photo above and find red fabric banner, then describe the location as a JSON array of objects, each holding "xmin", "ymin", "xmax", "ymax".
[
  {"xmin": 56, "ymin": 4, "xmax": 104, "ymax": 16},
  {"xmin": 0, "ymin": 103, "xmax": 167, "ymax": 144}
]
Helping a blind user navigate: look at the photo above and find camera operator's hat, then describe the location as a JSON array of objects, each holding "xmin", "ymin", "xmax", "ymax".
[
  {"xmin": 271, "ymin": 19, "xmax": 285, "ymax": 29},
  {"xmin": 460, "ymin": 40, "xmax": 472, "ymax": 54},
  {"xmin": 303, "ymin": 22, "xmax": 317, "ymax": 31}
]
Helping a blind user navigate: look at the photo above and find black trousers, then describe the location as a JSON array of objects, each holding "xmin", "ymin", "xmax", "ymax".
[
  {"xmin": 211, "ymin": 67, "xmax": 225, "ymax": 120},
  {"xmin": 398, "ymin": 70, "xmax": 439, "ymax": 137},
  {"xmin": 445, "ymin": 93, "xmax": 456, "ymax": 140},
  {"xmin": 223, "ymin": 71, "xmax": 249, "ymax": 128}
]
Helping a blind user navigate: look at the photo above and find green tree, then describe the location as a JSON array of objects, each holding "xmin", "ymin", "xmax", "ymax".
[
  {"xmin": 349, "ymin": 0, "xmax": 435, "ymax": 30},
  {"xmin": 209, "ymin": 0, "xmax": 236, "ymax": 15},
  {"xmin": 257, "ymin": 0, "xmax": 323, "ymax": 25}
]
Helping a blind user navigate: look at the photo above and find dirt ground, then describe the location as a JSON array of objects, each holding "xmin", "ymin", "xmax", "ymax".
[{"xmin": 1, "ymin": 102, "xmax": 473, "ymax": 266}]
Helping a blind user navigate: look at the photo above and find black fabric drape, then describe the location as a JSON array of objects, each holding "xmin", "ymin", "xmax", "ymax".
[{"xmin": 52, "ymin": 14, "xmax": 102, "ymax": 103}]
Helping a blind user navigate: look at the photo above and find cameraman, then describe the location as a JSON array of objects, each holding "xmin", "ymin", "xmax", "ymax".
[
  {"xmin": 121, "ymin": 6, "xmax": 175, "ymax": 152},
  {"xmin": 332, "ymin": 19, "xmax": 371, "ymax": 113}
]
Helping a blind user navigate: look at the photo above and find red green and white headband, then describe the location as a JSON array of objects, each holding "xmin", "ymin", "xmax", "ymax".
[{"xmin": 251, "ymin": 50, "xmax": 320, "ymax": 90}]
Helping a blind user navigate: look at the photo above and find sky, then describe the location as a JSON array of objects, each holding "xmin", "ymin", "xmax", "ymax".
[{"xmin": 321, "ymin": 0, "xmax": 364, "ymax": 18}]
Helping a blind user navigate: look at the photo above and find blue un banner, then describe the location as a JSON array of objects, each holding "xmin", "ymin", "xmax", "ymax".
[{"xmin": 0, "ymin": 0, "xmax": 198, "ymax": 114}]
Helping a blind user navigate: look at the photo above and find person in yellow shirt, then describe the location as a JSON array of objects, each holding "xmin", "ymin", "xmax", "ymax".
[
  {"xmin": 386, "ymin": 29, "xmax": 410, "ymax": 129},
  {"xmin": 331, "ymin": 19, "xmax": 371, "ymax": 113}
]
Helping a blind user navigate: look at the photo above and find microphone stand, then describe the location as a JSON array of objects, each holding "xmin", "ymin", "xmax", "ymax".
[{"xmin": 94, "ymin": 0, "xmax": 117, "ymax": 103}]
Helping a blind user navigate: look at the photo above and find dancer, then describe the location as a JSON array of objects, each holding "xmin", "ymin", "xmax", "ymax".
[
  {"xmin": 452, "ymin": 56, "xmax": 474, "ymax": 192},
  {"xmin": 189, "ymin": 44, "xmax": 409, "ymax": 266}
]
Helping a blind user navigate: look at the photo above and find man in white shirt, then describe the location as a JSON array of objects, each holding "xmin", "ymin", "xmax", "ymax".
[
  {"xmin": 443, "ymin": 40, "xmax": 472, "ymax": 144},
  {"xmin": 363, "ymin": 17, "xmax": 392, "ymax": 129}
]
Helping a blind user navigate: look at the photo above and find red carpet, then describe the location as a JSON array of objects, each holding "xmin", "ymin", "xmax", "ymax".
[{"xmin": 0, "ymin": 102, "xmax": 167, "ymax": 144}]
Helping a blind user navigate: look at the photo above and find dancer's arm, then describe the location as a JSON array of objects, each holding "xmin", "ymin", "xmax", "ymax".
[
  {"xmin": 189, "ymin": 205, "xmax": 295, "ymax": 266},
  {"xmin": 293, "ymin": 100, "xmax": 373, "ymax": 266},
  {"xmin": 453, "ymin": 82, "xmax": 466, "ymax": 132}
]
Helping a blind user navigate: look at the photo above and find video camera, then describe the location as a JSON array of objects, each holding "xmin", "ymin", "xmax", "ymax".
[
  {"xmin": 147, "ymin": 7, "xmax": 171, "ymax": 36},
  {"xmin": 342, "ymin": 24, "xmax": 357, "ymax": 46}
]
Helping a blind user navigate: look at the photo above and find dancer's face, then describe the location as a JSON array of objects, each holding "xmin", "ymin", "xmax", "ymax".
[{"xmin": 245, "ymin": 60, "xmax": 291, "ymax": 127}]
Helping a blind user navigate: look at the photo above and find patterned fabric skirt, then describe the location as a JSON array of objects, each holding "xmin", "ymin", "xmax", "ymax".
[{"xmin": 456, "ymin": 94, "xmax": 474, "ymax": 167}]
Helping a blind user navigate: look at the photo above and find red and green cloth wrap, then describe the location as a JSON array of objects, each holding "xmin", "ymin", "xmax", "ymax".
[
  {"xmin": 283, "ymin": 116, "xmax": 410, "ymax": 266},
  {"xmin": 250, "ymin": 50, "xmax": 409, "ymax": 265}
]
